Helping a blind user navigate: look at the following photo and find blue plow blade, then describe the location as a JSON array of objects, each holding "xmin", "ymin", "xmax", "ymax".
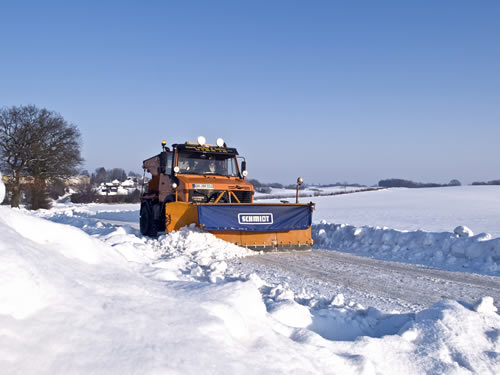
[{"xmin": 197, "ymin": 203, "xmax": 312, "ymax": 232}]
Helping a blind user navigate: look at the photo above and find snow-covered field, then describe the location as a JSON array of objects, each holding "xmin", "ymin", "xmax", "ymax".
[
  {"xmin": 1, "ymin": 184, "xmax": 500, "ymax": 374},
  {"xmin": 254, "ymin": 185, "xmax": 366, "ymax": 199},
  {"xmin": 311, "ymin": 186, "xmax": 500, "ymax": 238}
]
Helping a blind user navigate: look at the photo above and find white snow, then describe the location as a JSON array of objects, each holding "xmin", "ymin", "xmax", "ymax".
[
  {"xmin": 254, "ymin": 185, "xmax": 365, "ymax": 199},
  {"xmin": 1, "ymin": 186, "xmax": 500, "ymax": 374},
  {"xmin": 474, "ymin": 296, "xmax": 498, "ymax": 315},
  {"xmin": 309, "ymin": 186, "xmax": 500, "ymax": 238}
]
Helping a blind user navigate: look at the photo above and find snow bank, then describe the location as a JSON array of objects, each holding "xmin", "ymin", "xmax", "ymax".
[
  {"xmin": 397, "ymin": 299, "xmax": 500, "ymax": 374},
  {"xmin": 150, "ymin": 225, "xmax": 254, "ymax": 283},
  {"xmin": 313, "ymin": 221, "xmax": 500, "ymax": 275},
  {"xmin": 261, "ymin": 285, "xmax": 500, "ymax": 374},
  {"xmin": 2, "ymin": 206, "xmax": 499, "ymax": 374},
  {"xmin": 34, "ymin": 205, "xmax": 254, "ymax": 283}
]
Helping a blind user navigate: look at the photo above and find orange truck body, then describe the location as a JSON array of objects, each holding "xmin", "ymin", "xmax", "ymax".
[{"xmin": 140, "ymin": 140, "xmax": 313, "ymax": 251}]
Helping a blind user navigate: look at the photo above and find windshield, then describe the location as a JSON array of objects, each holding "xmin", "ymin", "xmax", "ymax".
[{"xmin": 177, "ymin": 152, "xmax": 239, "ymax": 177}]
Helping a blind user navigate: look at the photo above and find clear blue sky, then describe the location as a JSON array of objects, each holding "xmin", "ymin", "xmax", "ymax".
[{"xmin": 1, "ymin": 0, "xmax": 499, "ymax": 185}]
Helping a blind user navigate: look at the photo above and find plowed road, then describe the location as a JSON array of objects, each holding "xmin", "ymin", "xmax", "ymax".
[
  {"xmin": 240, "ymin": 249, "xmax": 500, "ymax": 310},
  {"xmin": 96, "ymin": 218, "xmax": 500, "ymax": 311}
]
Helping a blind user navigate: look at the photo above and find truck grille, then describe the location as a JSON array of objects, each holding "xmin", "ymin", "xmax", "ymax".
[
  {"xmin": 232, "ymin": 190, "xmax": 252, "ymax": 203},
  {"xmin": 189, "ymin": 190, "xmax": 217, "ymax": 203},
  {"xmin": 189, "ymin": 190, "xmax": 252, "ymax": 203}
]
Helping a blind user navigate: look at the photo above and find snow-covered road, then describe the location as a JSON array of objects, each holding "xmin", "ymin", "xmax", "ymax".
[
  {"xmin": 237, "ymin": 249, "xmax": 500, "ymax": 311},
  {"xmin": 79, "ymin": 217, "xmax": 500, "ymax": 311},
  {"xmin": 43, "ymin": 199, "xmax": 500, "ymax": 313}
]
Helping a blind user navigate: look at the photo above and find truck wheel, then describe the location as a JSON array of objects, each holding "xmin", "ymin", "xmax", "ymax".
[{"xmin": 140, "ymin": 201, "xmax": 158, "ymax": 237}]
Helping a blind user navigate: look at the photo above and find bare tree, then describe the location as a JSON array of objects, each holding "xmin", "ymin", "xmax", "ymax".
[
  {"xmin": 109, "ymin": 168, "xmax": 127, "ymax": 182},
  {"xmin": 0, "ymin": 105, "xmax": 40, "ymax": 206},
  {"xmin": 27, "ymin": 112, "xmax": 83, "ymax": 209},
  {"xmin": 0, "ymin": 105, "xmax": 83, "ymax": 209},
  {"xmin": 91, "ymin": 167, "xmax": 107, "ymax": 185}
]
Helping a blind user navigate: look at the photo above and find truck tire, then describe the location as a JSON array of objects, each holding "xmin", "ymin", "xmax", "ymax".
[{"xmin": 140, "ymin": 201, "xmax": 160, "ymax": 237}]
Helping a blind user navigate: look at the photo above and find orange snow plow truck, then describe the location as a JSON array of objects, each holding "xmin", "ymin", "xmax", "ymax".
[{"xmin": 140, "ymin": 137, "xmax": 314, "ymax": 251}]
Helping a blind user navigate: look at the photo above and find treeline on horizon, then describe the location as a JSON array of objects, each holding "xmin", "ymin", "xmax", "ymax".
[
  {"xmin": 251, "ymin": 177, "xmax": 500, "ymax": 192},
  {"xmin": 81, "ymin": 167, "xmax": 141, "ymax": 185},
  {"xmin": 378, "ymin": 178, "xmax": 462, "ymax": 188},
  {"xmin": 379, "ymin": 178, "xmax": 500, "ymax": 188},
  {"xmin": 471, "ymin": 179, "xmax": 500, "ymax": 186}
]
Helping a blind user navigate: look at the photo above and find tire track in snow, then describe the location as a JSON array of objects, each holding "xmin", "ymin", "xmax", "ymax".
[{"xmin": 244, "ymin": 249, "xmax": 500, "ymax": 308}]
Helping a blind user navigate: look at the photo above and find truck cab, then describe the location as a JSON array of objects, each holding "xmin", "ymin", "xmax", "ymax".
[{"xmin": 141, "ymin": 138, "xmax": 254, "ymax": 235}]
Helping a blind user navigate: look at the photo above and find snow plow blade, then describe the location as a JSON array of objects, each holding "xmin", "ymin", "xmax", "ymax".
[{"xmin": 165, "ymin": 202, "xmax": 314, "ymax": 251}]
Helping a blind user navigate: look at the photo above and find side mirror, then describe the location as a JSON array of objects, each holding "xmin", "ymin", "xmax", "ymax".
[
  {"xmin": 241, "ymin": 161, "xmax": 248, "ymax": 177},
  {"xmin": 159, "ymin": 152, "xmax": 167, "ymax": 174}
]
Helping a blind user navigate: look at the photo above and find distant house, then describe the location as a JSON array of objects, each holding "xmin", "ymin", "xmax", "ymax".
[
  {"xmin": 121, "ymin": 178, "xmax": 135, "ymax": 188},
  {"xmin": 96, "ymin": 178, "xmax": 140, "ymax": 196},
  {"xmin": 67, "ymin": 175, "xmax": 91, "ymax": 185}
]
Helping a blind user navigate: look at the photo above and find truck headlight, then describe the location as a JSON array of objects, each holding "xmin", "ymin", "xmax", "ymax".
[
  {"xmin": 171, "ymin": 182, "xmax": 178, "ymax": 189},
  {"xmin": 197, "ymin": 136, "xmax": 206, "ymax": 146},
  {"xmin": 242, "ymin": 170, "xmax": 248, "ymax": 177},
  {"xmin": 216, "ymin": 138, "xmax": 224, "ymax": 147}
]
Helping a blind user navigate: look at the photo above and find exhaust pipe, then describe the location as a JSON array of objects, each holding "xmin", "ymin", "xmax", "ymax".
[{"xmin": 296, "ymin": 177, "xmax": 303, "ymax": 203}]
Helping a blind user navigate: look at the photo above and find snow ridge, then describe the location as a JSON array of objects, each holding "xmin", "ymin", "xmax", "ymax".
[{"xmin": 313, "ymin": 221, "xmax": 500, "ymax": 275}]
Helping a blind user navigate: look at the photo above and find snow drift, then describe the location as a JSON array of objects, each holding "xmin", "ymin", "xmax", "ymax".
[{"xmin": 314, "ymin": 221, "xmax": 500, "ymax": 275}]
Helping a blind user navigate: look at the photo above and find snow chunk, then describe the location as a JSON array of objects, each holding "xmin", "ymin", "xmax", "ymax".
[
  {"xmin": 473, "ymin": 296, "xmax": 498, "ymax": 315},
  {"xmin": 454, "ymin": 225, "xmax": 474, "ymax": 238},
  {"xmin": 248, "ymin": 273, "xmax": 265, "ymax": 288},
  {"xmin": 330, "ymin": 294, "xmax": 345, "ymax": 307}
]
